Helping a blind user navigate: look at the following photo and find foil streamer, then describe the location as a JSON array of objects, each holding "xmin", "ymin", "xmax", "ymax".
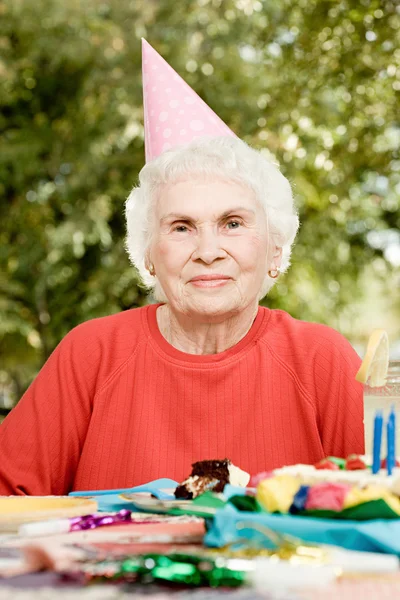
[
  {"xmin": 69, "ymin": 509, "xmax": 132, "ymax": 531},
  {"xmin": 79, "ymin": 552, "xmax": 248, "ymax": 587}
]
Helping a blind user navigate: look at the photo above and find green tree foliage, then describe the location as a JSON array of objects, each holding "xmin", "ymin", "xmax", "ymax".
[{"xmin": 1, "ymin": 0, "xmax": 399, "ymax": 403}]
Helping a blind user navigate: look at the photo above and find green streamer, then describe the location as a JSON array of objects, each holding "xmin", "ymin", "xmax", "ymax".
[{"xmin": 83, "ymin": 552, "xmax": 249, "ymax": 587}]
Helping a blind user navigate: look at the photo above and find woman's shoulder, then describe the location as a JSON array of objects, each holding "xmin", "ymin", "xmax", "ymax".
[
  {"xmin": 44, "ymin": 306, "xmax": 152, "ymax": 390},
  {"xmin": 56, "ymin": 306, "xmax": 151, "ymax": 364},
  {"xmin": 260, "ymin": 307, "xmax": 358, "ymax": 358},
  {"xmin": 66, "ymin": 305, "xmax": 148, "ymax": 342},
  {"xmin": 259, "ymin": 308, "xmax": 361, "ymax": 398}
]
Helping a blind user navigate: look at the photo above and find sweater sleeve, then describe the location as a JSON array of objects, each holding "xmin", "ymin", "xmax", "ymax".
[
  {"xmin": 0, "ymin": 324, "xmax": 100, "ymax": 496},
  {"xmin": 312, "ymin": 328, "xmax": 364, "ymax": 458}
]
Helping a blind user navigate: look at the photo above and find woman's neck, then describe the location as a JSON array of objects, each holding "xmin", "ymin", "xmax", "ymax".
[{"xmin": 156, "ymin": 303, "xmax": 259, "ymax": 355}]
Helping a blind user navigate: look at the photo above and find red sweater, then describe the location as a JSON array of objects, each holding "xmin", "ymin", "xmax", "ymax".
[{"xmin": 0, "ymin": 304, "xmax": 364, "ymax": 495}]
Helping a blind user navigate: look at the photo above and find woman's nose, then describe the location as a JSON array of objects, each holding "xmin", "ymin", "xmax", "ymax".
[{"xmin": 191, "ymin": 229, "xmax": 227, "ymax": 264}]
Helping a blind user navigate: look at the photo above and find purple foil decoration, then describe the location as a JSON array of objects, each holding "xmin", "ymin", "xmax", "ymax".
[{"xmin": 69, "ymin": 509, "xmax": 132, "ymax": 531}]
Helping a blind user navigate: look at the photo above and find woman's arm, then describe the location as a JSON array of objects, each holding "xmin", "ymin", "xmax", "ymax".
[
  {"xmin": 0, "ymin": 326, "xmax": 97, "ymax": 495},
  {"xmin": 313, "ymin": 329, "xmax": 364, "ymax": 458}
]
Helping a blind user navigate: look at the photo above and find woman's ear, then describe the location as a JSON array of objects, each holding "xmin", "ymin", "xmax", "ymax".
[
  {"xmin": 271, "ymin": 246, "xmax": 283, "ymax": 270},
  {"xmin": 144, "ymin": 249, "xmax": 152, "ymax": 272},
  {"xmin": 144, "ymin": 249, "xmax": 157, "ymax": 277}
]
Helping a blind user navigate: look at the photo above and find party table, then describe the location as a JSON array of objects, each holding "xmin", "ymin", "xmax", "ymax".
[{"xmin": 1, "ymin": 494, "xmax": 400, "ymax": 599}]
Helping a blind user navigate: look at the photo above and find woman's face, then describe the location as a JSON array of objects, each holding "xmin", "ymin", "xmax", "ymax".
[{"xmin": 149, "ymin": 178, "xmax": 280, "ymax": 320}]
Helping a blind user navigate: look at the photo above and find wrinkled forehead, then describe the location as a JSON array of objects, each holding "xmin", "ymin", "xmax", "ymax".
[{"xmin": 154, "ymin": 177, "xmax": 264, "ymax": 221}]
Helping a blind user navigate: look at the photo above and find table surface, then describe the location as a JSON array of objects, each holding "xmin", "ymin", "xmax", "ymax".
[
  {"xmin": 2, "ymin": 570, "xmax": 400, "ymax": 599},
  {"xmin": 0, "ymin": 573, "xmax": 295, "ymax": 599},
  {"xmin": 1, "ymin": 509, "xmax": 400, "ymax": 599}
]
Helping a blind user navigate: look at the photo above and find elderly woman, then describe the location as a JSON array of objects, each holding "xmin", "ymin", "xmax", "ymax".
[{"xmin": 0, "ymin": 45, "xmax": 363, "ymax": 496}]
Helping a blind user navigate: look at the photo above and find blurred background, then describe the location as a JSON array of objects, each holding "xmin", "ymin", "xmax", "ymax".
[{"xmin": 1, "ymin": 0, "xmax": 399, "ymax": 413}]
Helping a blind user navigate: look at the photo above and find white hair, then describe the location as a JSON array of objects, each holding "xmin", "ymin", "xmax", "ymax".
[{"xmin": 125, "ymin": 136, "xmax": 299, "ymax": 300}]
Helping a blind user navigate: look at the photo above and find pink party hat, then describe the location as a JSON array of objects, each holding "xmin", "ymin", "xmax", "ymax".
[{"xmin": 142, "ymin": 39, "xmax": 236, "ymax": 162}]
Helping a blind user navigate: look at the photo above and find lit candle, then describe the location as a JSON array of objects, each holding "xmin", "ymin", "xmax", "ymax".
[{"xmin": 372, "ymin": 410, "xmax": 383, "ymax": 475}]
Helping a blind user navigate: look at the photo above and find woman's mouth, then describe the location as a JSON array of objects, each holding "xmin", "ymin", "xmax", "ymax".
[{"xmin": 189, "ymin": 275, "xmax": 232, "ymax": 288}]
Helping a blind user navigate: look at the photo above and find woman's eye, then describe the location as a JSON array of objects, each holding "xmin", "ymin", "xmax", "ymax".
[
  {"xmin": 174, "ymin": 225, "xmax": 188, "ymax": 232},
  {"xmin": 227, "ymin": 220, "xmax": 241, "ymax": 229}
]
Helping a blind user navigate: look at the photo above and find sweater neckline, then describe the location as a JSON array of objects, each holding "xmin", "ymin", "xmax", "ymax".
[{"xmin": 144, "ymin": 303, "xmax": 269, "ymax": 364}]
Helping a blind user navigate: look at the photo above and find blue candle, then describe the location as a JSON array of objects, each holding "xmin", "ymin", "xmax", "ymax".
[
  {"xmin": 387, "ymin": 407, "xmax": 396, "ymax": 475},
  {"xmin": 387, "ymin": 418, "xmax": 394, "ymax": 476},
  {"xmin": 392, "ymin": 408, "xmax": 396, "ymax": 468},
  {"xmin": 372, "ymin": 410, "xmax": 383, "ymax": 475}
]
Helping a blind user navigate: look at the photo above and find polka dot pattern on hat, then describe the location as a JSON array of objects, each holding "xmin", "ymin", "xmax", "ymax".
[{"xmin": 142, "ymin": 39, "xmax": 236, "ymax": 162}]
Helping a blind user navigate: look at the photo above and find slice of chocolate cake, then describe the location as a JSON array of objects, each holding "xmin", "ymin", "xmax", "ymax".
[{"xmin": 174, "ymin": 458, "xmax": 250, "ymax": 499}]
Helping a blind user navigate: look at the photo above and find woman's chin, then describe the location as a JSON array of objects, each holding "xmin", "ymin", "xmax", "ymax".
[{"xmin": 184, "ymin": 294, "xmax": 242, "ymax": 318}]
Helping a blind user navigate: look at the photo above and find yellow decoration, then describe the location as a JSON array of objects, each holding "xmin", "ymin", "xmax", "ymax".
[
  {"xmin": 344, "ymin": 486, "xmax": 400, "ymax": 515},
  {"xmin": 256, "ymin": 475, "xmax": 300, "ymax": 513},
  {"xmin": 0, "ymin": 496, "xmax": 97, "ymax": 532}
]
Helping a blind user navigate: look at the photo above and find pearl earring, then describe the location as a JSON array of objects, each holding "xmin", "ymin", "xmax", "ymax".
[{"xmin": 268, "ymin": 267, "xmax": 280, "ymax": 279}]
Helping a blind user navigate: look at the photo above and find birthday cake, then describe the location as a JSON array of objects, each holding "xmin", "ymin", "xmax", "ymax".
[
  {"xmin": 266, "ymin": 407, "xmax": 398, "ymax": 494},
  {"xmin": 175, "ymin": 459, "xmax": 250, "ymax": 499},
  {"xmin": 251, "ymin": 454, "xmax": 400, "ymax": 519},
  {"xmin": 271, "ymin": 455, "xmax": 400, "ymax": 494},
  {"xmin": 255, "ymin": 474, "xmax": 400, "ymax": 519}
]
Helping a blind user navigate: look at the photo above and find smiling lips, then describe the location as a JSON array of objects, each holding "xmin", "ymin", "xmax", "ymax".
[{"xmin": 189, "ymin": 274, "xmax": 232, "ymax": 288}]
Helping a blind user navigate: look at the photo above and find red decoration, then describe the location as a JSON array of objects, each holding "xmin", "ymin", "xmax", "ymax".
[
  {"xmin": 381, "ymin": 458, "xmax": 400, "ymax": 469},
  {"xmin": 314, "ymin": 459, "xmax": 340, "ymax": 471},
  {"xmin": 345, "ymin": 455, "xmax": 367, "ymax": 470}
]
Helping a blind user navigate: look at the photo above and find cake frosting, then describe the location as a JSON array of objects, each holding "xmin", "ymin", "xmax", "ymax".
[
  {"xmin": 272, "ymin": 455, "xmax": 400, "ymax": 495},
  {"xmin": 227, "ymin": 462, "xmax": 250, "ymax": 487}
]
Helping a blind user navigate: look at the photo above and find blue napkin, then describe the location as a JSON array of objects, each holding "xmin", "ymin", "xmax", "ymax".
[
  {"xmin": 96, "ymin": 494, "xmax": 135, "ymax": 512},
  {"xmin": 222, "ymin": 484, "xmax": 248, "ymax": 500},
  {"xmin": 204, "ymin": 504, "xmax": 400, "ymax": 555},
  {"xmin": 69, "ymin": 478, "xmax": 179, "ymax": 512}
]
